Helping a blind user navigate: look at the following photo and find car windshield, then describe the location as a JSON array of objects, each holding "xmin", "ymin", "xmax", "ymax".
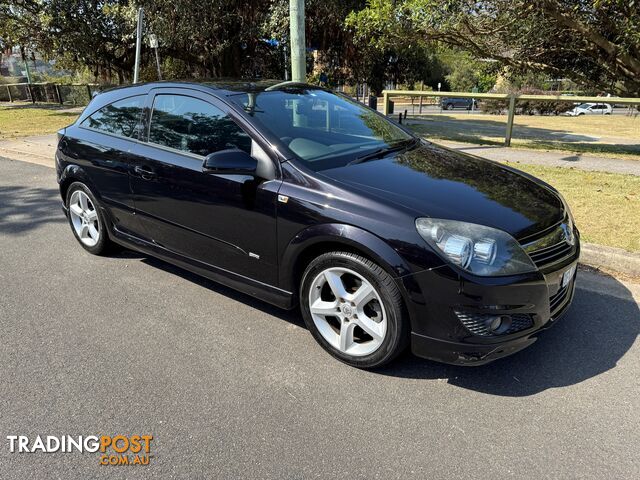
[
  {"xmin": 576, "ymin": 103, "xmax": 592, "ymax": 109},
  {"xmin": 228, "ymin": 87, "xmax": 413, "ymax": 171}
]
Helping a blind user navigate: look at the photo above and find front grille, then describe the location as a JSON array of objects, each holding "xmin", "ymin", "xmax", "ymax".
[
  {"xmin": 521, "ymin": 219, "xmax": 576, "ymax": 269},
  {"xmin": 528, "ymin": 241, "xmax": 573, "ymax": 267},
  {"xmin": 455, "ymin": 311, "xmax": 534, "ymax": 337},
  {"xmin": 549, "ymin": 283, "xmax": 571, "ymax": 316}
]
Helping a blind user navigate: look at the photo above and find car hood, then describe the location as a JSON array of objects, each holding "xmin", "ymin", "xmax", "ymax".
[{"xmin": 321, "ymin": 143, "xmax": 564, "ymax": 240}]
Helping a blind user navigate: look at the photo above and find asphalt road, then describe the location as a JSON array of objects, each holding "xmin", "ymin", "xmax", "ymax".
[{"xmin": 1, "ymin": 156, "xmax": 639, "ymax": 479}]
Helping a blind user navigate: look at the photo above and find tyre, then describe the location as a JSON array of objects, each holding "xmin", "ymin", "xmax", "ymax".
[
  {"xmin": 445, "ymin": 103, "xmax": 454, "ymax": 110},
  {"xmin": 65, "ymin": 181, "xmax": 113, "ymax": 255},
  {"xmin": 300, "ymin": 251, "xmax": 409, "ymax": 368}
]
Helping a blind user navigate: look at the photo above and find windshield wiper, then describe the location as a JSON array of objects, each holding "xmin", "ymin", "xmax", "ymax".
[{"xmin": 347, "ymin": 138, "xmax": 417, "ymax": 166}]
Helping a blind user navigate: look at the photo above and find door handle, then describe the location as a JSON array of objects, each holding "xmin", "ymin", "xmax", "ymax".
[{"xmin": 134, "ymin": 165, "xmax": 155, "ymax": 180}]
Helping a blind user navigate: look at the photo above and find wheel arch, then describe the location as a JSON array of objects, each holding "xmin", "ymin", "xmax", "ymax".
[
  {"xmin": 280, "ymin": 223, "xmax": 414, "ymax": 297},
  {"xmin": 59, "ymin": 164, "xmax": 101, "ymax": 203}
]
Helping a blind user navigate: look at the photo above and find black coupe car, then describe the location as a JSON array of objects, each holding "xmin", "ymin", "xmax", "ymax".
[{"xmin": 56, "ymin": 80, "xmax": 579, "ymax": 368}]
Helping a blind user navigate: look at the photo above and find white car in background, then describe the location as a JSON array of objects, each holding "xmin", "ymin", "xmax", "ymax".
[{"xmin": 566, "ymin": 103, "xmax": 612, "ymax": 116}]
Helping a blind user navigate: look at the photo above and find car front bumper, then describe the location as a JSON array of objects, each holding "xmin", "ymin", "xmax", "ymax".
[{"xmin": 403, "ymin": 245, "xmax": 579, "ymax": 366}]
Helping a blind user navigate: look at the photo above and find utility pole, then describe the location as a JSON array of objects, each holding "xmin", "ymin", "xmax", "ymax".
[
  {"xmin": 133, "ymin": 7, "xmax": 144, "ymax": 83},
  {"xmin": 289, "ymin": 0, "xmax": 306, "ymax": 83},
  {"xmin": 149, "ymin": 34, "xmax": 161, "ymax": 80},
  {"xmin": 21, "ymin": 47, "xmax": 32, "ymax": 84},
  {"xmin": 23, "ymin": 55, "xmax": 32, "ymax": 84},
  {"xmin": 21, "ymin": 47, "xmax": 34, "ymax": 103},
  {"xmin": 283, "ymin": 36, "xmax": 289, "ymax": 81}
]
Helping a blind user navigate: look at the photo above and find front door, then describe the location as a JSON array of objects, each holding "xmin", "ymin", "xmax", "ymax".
[{"xmin": 130, "ymin": 89, "xmax": 281, "ymax": 286}]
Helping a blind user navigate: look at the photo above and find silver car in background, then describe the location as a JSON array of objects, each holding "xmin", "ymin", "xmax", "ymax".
[{"xmin": 566, "ymin": 102, "xmax": 612, "ymax": 116}]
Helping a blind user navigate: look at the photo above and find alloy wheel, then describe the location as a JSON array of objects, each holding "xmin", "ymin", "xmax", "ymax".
[
  {"xmin": 69, "ymin": 190, "xmax": 100, "ymax": 247},
  {"xmin": 308, "ymin": 267, "xmax": 387, "ymax": 356}
]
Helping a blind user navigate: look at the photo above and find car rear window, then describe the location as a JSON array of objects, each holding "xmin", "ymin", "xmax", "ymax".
[{"xmin": 82, "ymin": 95, "xmax": 144, "ymax": 138}]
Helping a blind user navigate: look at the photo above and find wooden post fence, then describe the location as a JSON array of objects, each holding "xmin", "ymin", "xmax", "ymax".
[{"xmin": 382, "ymin": 90, "xmax": 640, "ymax": 147}]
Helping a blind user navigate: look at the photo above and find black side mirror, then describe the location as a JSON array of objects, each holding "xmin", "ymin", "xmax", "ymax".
[{"xmin": 202, "ymin": 148, "xmax": 257, "ymax": 175}]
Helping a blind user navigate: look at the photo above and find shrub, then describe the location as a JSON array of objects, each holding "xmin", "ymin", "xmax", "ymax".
[{"xmin": 479, "ymin": 98, "xmax": 508, "ymax": 114}]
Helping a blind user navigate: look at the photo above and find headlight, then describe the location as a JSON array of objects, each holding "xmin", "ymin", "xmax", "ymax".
[{"xmin": 416, "ymin": 218, "xmax": 537, "ymax": 276}]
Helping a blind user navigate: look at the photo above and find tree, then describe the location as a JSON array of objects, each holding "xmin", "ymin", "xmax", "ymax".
[
  {"xmin": 1, "ymin": 1, "xmax": 137, "ymax": 83},
  {"xmin": 140, "ymin": 0, "xmax": 276, "ymax": 79},
  {"xmin": 438, "ymin": 50, "xmax": 498, "ymax": 92},
  {"xmin": 0, "ymin": 0, "xmax": 43, "ymax": 74},
  {"xmin": 348, "ymin": 0, "xmax": 640, "ymax": 96},
  {"xmin": 262, "ymin": 0, "xmax": 369, "ymax": 84},
  {"xmin": 345, "ymin": 7, "xmax": 447, "ymax": 94},
  {"xmin": 43, "ymin": 0, "xmax": 137, "ymax": 83}
]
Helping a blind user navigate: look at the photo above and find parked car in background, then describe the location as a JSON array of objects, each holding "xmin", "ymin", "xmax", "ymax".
[
  {"xmin": 56, "ymin": 80, "xmax": 579, "ymax": 368},
  {"xmin": 440, "ymin": 97, "xmax": 478, "ymax": 110},
  {"xmin": 566, "ymin": 103, "xmax": 612, "ymax": 116}
]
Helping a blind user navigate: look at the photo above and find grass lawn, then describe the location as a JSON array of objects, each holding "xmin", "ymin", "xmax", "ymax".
[
  {"xmin": 511, "ymin": 113, "xmax": 639, "ymax": 139},
  {"xmin": 504, "ymin": 162, "xmax": 640, "ymax": 252},
  {"xmin": 0, "ymin": 105, "xmax": 80, "ymax": 139},
  {"xmin": 409, "ymin": 113, "xmax": 640, "ymax": 160}
]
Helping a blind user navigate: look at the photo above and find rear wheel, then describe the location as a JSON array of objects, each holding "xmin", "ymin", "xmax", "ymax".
[
  {"xmin": 66, "ymin": 182, "xmax": 113, "ymax": 255},
  {"xmin": 300, "ymin": 251, "xmax": 409, "ymax": 368}
]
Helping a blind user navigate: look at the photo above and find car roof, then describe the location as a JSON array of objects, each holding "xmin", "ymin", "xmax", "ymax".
[
  {"xmin": 579, "ymin": 103, "xmax": 608, "ymax": 107},
  {"xmin": 82, "ymin": 79, "xmax": 324, "ymax": 123},
  {"xmin": 99, "ymin": 79, "xmax": 318, "ymax": 97}
]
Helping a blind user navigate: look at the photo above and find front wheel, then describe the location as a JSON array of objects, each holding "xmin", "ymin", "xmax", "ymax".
[{"xmin": 300, "ymin": 251, "xmax": 409, "ymax": 368}]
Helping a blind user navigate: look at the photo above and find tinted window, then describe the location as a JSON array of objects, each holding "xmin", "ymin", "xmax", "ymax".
[
  {"xmin": 148, "ymin": 95, "xmax": 251, "ymax": 157},
  {"xmin": 82, "ymin": 95, "xmax": 144, "ymax": 138},
  {"xmin": 229, "ymin": 88, "xmax": 412, "ymax": 171}
]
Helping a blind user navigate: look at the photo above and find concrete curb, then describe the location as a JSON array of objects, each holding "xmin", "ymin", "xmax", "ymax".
[{"xmin": 580, "ymin": 243, "xmax": 640, "ymax": 277}]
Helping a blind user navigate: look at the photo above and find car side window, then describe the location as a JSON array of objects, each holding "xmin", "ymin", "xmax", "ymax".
[
  {"xmin": 82, "ymin": 95, "xmax": 144, "ymax": 138},
  {"xmin": 148, "ymin": 94, "xmax": 252, "ymax": 157}
]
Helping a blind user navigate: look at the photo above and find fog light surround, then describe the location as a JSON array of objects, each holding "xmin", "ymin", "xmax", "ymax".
[{"xmin": 455, "ymin": 311, "xmax": 533, "ymax": 337}]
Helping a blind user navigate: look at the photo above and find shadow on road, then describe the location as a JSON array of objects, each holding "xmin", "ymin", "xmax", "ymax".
[
  {"xmin": 559, "ymin": 154, "xmax": 582, "ymax": 162},
  {"xmin": 138, "ymin": 255, "xmax": 305, "ymax": 327},
  {"xmin": 0, "ymin": 185, "xmax": 65, "ymax": 234},
  {"xmin": 127, "ymin": 248, "xmax": 638, "ymax": 397},
  {"xmin": 377, "ymin": 271, "xmax": 639, "ymax": 396}
]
